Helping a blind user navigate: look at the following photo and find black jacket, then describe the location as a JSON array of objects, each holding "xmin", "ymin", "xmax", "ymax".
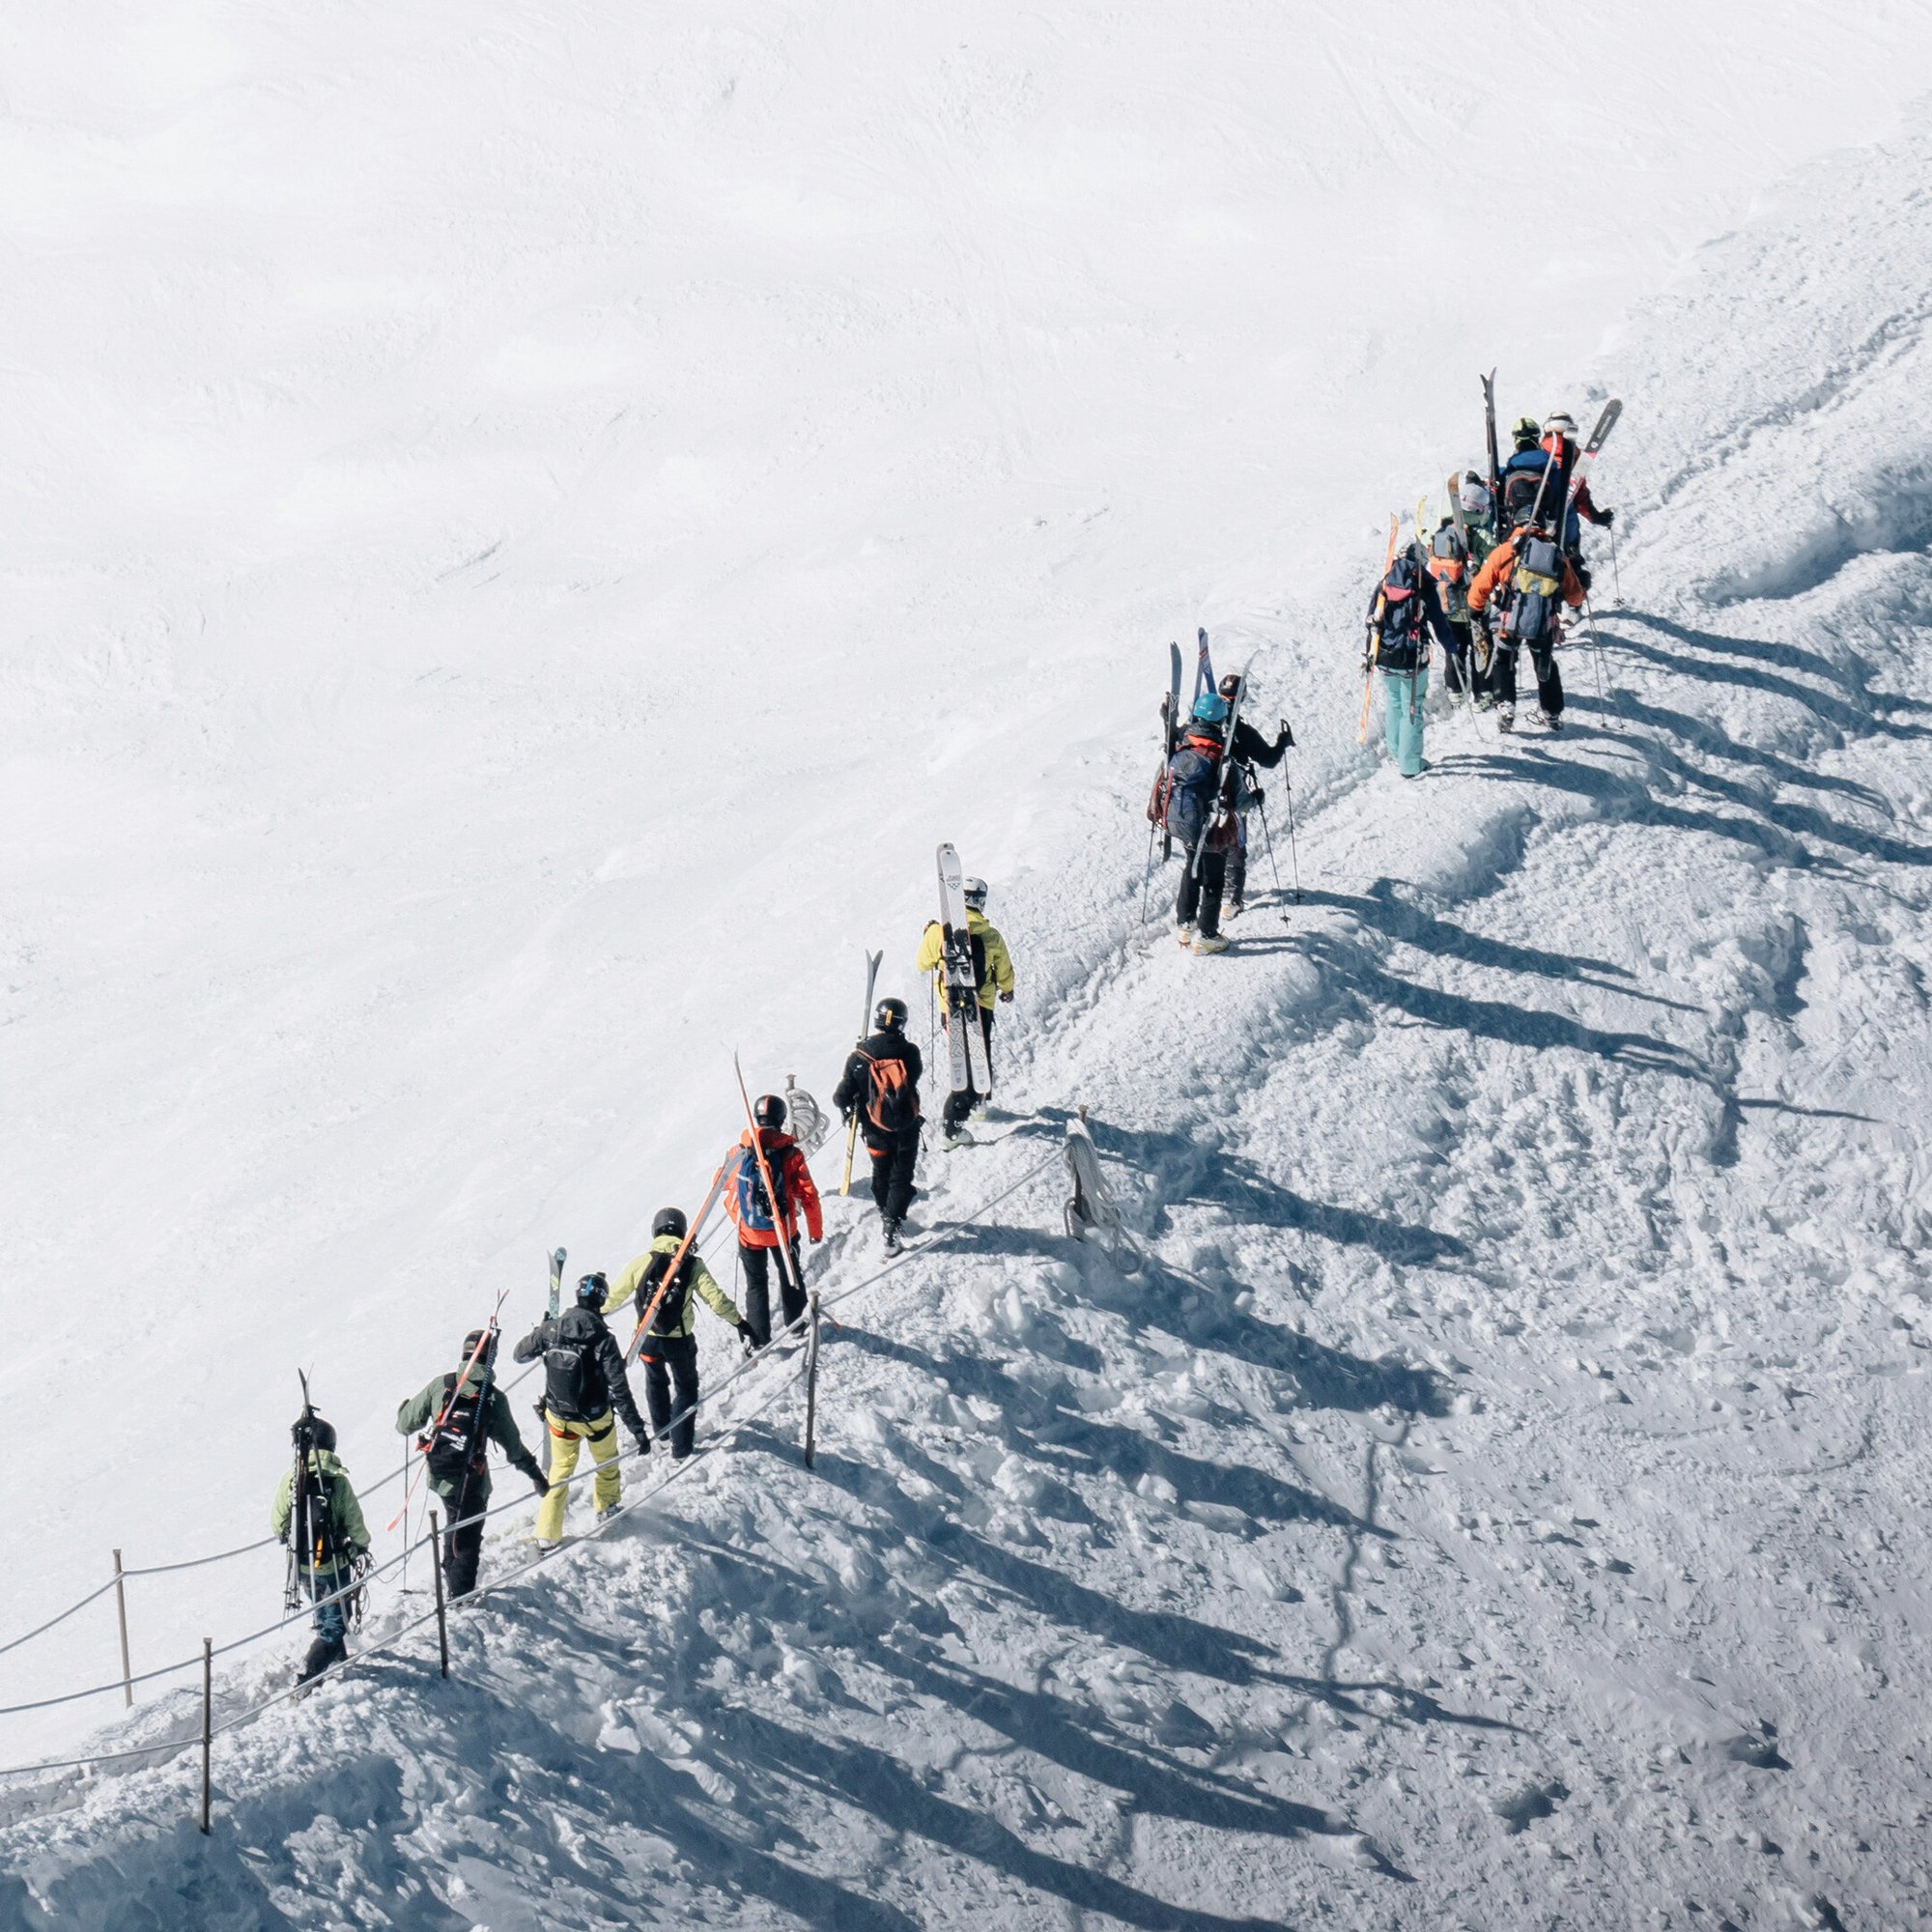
[
  {"xmin": 1231, "ymin": 717, "xmax": 1292, "ymax": 769},
  {"xmin": 834, "ymin": 1030, "xmax": 924, "ymax": 1129},
  {"xmin": 513, "ymin": 1306, "xmax": 648, "ymax": 1437}
]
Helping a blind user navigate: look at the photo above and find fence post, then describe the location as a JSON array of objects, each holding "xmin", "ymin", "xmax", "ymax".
[
  {"xmin": 803, "ymin": 1292, "xmax": 822, "ymax": 1469},
  {"xmin": 198, "ymin": 1637, "xmax": 213, "ymax": 1834},
  {"xmin": 430, "ymin": 1513, "xmax": 449, "ymax": 1679},
  {"xmin": 112, "ymin": 1548, "xmax": 133, "ymax": 1708}
]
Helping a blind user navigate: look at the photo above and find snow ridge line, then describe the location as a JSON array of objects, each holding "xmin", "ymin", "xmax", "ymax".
[{"xmin": 0, "ymin": 1149, "xmax": 1061, "ymax": 1795}]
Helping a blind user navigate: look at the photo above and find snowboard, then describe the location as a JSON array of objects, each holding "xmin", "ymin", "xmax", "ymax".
[{"xmin": 935, "ymin": 842, "xmax": 994, "ymax": 1094}]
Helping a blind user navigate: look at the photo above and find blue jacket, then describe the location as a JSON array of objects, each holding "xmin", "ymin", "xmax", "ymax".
[{"xmin": 1503, "ymin": 446, "xmax": 1604, "ymax": 549}]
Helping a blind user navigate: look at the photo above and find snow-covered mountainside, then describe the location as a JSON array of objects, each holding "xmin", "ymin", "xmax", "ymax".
[{"xmin": 5, "ymin": 8, "xmax": 1932, "ymax": 1928}]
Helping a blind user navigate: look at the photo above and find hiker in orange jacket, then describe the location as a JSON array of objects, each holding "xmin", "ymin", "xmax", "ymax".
[
  {"xmin": 1466, "ymin": 525, "xmax": 1585, "ymax": 732},
  {"xmin": 724, "ymin": 1096, "xmax": 824, "ymax": 1346}
]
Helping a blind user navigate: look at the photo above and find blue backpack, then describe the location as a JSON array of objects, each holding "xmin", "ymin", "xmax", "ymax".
[
  {"xmin": 1162, "ymin": 728, "xmax": 1223, "ymax": 839},
  {"xmin": 731, "ymin": 1143, "xmax": 785, "ymax": 1236}
]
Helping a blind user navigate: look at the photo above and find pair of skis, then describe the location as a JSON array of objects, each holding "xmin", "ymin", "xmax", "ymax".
[
  {"xmin": 839, "ymin": 948, "xmax": 884, "ymax": 1195},
  {"xmin": 1356, "ymin": 513, "xmax": 1403, "ymax": 744},
  {"xmin": 935, "ymin": 842, "xmax": 993, "ymax": 1098},
  {"xmin": 1156, "ymin": 630, "xmax": 1215, "ymax": 862}
]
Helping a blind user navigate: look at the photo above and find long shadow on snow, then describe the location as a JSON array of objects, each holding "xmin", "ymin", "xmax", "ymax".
[{"xmin": 841, "ymin": 1327, "xmax": 1385, "ymax": 1531}]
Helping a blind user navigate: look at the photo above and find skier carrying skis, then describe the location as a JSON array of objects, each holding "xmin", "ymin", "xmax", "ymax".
[
  {"xmin": 270, "ymin": 1407, "xmax": 370, "ymax": 1686},
  {"xmin": 511, "ymin": 1274, "xmax": 651, "ymax": 1549},
  {"xmin": 1162, "ymin": 693, "xmax": 1239, "ymax": 951},
  {"xmin": 1211, "ymin": 670, "xmax": 1293, "ymax": 919},
  {"xmin": 1364, "ymin": 539, "xmax": 1453, "ymax": 778},
  {"xmin": 914, "ymin": 879, "xmax": 1014, "ymax": 1147},
  {"xmin": 724, "ymin": 1095, "xmax": 824, "ymax": 1347},
  {"xmin": 395, "ymin": 1329, "xmax": 548, "ymax": 1601},
  {"xmin": 1501, "ymin": 413, "xmax": 1614, "ymax": 570},
  {"xmin": 604, "ymin": 1210, "xmax": 751, "ymax": 1460},
  {"xmin": 1466, "ymin": 519, "xmax": 1585, "ymax": 730},
  {"xmin": 832, "ymin": 996, "xmax": 923, "ymax": 1250},
  {"xmin": 1426, "ymin": 475, "xmax": 1498, "ymax": 705}
]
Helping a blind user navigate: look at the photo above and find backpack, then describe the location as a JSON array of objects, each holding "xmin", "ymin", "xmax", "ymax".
[
  {"xmin": 637, "ymin": 1249, "xmax": 697, "ymax": 1334},
  {"xmin": 425, "ymin": 1372, "xmax": 490, "ymax": 1482},
  {"xmin": 291, "ymin": 1454, "xmax": 341, "ymax": 1574},
  {"xmin": 857, "ymin": 1047, "xmax": 919, "ymax": 1134},
  {"xmin": 1508, "ymin": 534, "xmax": 1565, "ymax": 645},
  {"xmin": 1428, "ymin": 522, "xmax": 1467, "ymax": 589},
  {"xmin": 1162, "ymin": 730, "xmax": 1223, "ymax": 836},
  {"xmin": 1373, "ymin": 550, "xmax": 1428, "ymax": 671},
  {"xmin": 731, "ymin": 1141, "xmax": 786, "ymax": 1236},
  {"xmin": 542, "ymin": 1311, "xmax": 604, "ymax": 1419},
  {"xmin": 1502, "ymin": 457, "xmax": 1552, "ymax": 527}
]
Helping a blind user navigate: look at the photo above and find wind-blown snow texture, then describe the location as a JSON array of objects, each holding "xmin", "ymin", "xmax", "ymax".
[{"xmin": 5, "ymin": 9, "xmax": 1932, "ymax": 1929}]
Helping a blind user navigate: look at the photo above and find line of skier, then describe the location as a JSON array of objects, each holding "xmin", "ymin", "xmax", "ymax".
[{"xmin": 272, "ymin": 869, "xmax": 1021, "ymax": 1686}]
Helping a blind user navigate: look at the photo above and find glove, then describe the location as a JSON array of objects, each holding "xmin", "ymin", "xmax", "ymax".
[
  {"xmin": 1277, "ymin": 719, "xmax": 1294, "ymax": 748},
  {"xmin": 1598, "ymin": 505, "xmax": 1616, "ymax": 527},
  {"xmin": 1249, "ymin": 784, "xmax": 1264, "ymax": 804},
  {"xmin": 736, "ymin": 1320, "xmax": 758, "ymax": 1352},
  {"xmin": 839, "ymin": 1103, "xmax": 854, "ymax": 1125},
  {"xmin": 630, "ymin": 1429, "xmax": 651, "ymax": 1458},
  {"xmin": 999, "ymin": 990, "xmax": 1014, "ymax": 1005},
  {"xmin": 528, "ymin": 1468, "xmax": 551, "ymax": 1498}
]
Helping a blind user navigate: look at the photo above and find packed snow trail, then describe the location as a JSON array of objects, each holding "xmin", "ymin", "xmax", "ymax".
[{"xmin": 6, "ymin": 110, "xmax": 1932, "ymax": 1930}]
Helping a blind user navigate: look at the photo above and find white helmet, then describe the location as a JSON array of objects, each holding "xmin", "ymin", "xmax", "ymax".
[
  {"xmin": 1459, "ymin": 473, "xmax": 1492, "ymax": 515},
  {"xmin": 1543, "ymin": 411, "xmax": 1577, "ymax": 439},
  {"xmin": 963, "ymin": 877, "xmax": 988, "ymax": 910}
]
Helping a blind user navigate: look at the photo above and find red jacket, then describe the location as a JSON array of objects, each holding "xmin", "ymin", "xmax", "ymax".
[{"xmin": 724, "ymin": 1129, "xmax": 823, "ymax": 1248}]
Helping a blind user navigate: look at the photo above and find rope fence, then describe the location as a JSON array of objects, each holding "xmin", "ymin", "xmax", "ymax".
[{"xmin": 0, "ymin": 1147, "xmax": 1065, "ymax": 1804}]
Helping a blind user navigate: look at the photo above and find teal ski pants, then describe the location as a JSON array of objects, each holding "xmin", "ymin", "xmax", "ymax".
[{"xmin": 1381, "ymin": 667, "xmax": 1429, "ymax": 777}]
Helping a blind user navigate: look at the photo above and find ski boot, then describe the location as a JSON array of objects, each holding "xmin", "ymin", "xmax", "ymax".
[
  {"xmin": 596, "ymin": 1504, "xmax": 621, "ymax": 1526},
  {"xmin": 1496, "ymin": 705, "xmax": 1516, "ymax": 733},
  {"xmin": 1192, "ymin": 932, "xmax": 1231, "ymax": 955},
  {"xmin": 1175, "ymin": 923, "xmax": 1195, "ymax": 948},
  {"xmin": 881, "ymin": 1216, "xmax": 904, "ymax": 1255},
  {"xmin": 941, "ymin": 1126, "xmax": 976, "ymax": 1151},
  {"xmin": 1540, "ymin": 709, "xmax": 1562, "ymax": 731},
  {"xmin": 1225, "ymin": 897, "xmax": 1245, "ymax": 921},
  {"xmin": 535, "ymin": 1538, "xmax": 562, "ymax": 1554}
]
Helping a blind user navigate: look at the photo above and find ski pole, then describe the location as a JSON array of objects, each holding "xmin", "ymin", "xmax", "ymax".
[
  {"xmin": 1584, "ymin": 595, "xmax": 1623, "ymax": 732},
  {"xmin": 1608, "ymin": 521, "xmax": 1624, "ymax": 607},
  {"xmin": 1255, "ymin": 804, "xmax": 1289, "ymax": 924},
  {"xmin": 1140, "ymin": 814, "xmax": 1158, "ymax": 928},
  {"xmin": 1283, "ymin": 778, "xmax": 1302, "ymax": 901}
]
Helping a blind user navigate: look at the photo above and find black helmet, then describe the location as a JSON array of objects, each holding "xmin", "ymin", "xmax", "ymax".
[
  {"xmin": 1511, "ymin": 414, "xmax": 1540, "ymax": 447},
  {"xmin": 754, "ymin": 1094, "xmax": 786, "ymax": 1129},
  {"xmin": 1217, "ymin": 671, "xmax": 1243, "ymax": 701},
  {"xmin": 652, "ymin": 1206, "xmax": 687, "ymax": 1239},
  {"xmin": 874, "ymin": 995, "xmax": 908, "ymax": 1032},
  {"xmin": 575, "ymin": 1270, "xmax": 608, "ymax": 1307},
  {"xmin": 462, "ymin": 1327, "xmax": 497, "ymax": 1368},
  {"xmin": 292, "ymin": 1412, "xmax": 336, "ymax": 1453}
]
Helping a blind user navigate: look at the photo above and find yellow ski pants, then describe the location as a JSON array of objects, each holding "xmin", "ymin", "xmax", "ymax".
[{"xmin": 535, "ymin": 1409, "xmax": 620, "ymax": 1543}]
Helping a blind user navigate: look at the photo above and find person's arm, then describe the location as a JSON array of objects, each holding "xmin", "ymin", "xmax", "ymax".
[
  {"xmin": 1466, "ymin": 540, "xmax": 1511, "ymax": 614},
  {"xmin": 1235, "ymin": 717, "xmax": 1289, "ymax": 768},
  {"xmin": 510, "ymin": 1321, "xmax": 550, "ymax": 1366},
  {"xmin": 985, "ymin": 927, "xmax": 1016, "ymax": 1001},
  {"xmin": 336, "ymin": 1474, "xmax": 371, "ymax": 1556},
  {"xmin": 691, "ymin": 1255, "xmax": 744, "ymax": 1329},
  {"xmin": 914, "ymin": 921, "xmax": 945, "ymax": 976},
  {"xmin": 270, "ymin": 1469, "xmax": 295, "ymax": 1541},
  {"xmin": 603, "ymin": 1252, "xmax": 650, "ymax": 1318},
  {"xmin": 832, "ymin": 1049, "xmax": 865, "ymax": 1114},
  {"xmin": 486, "ymin": 1388, "xmax": 543, "ymax": 1480},
  {"xmin": 595, "ymin": 1328, "xmax": 650, "ymax": 1443},
  {"xmin": 1561, "ymin": 557, "xmax": 1586, "ymax": 608},
  {"xmin": 1421, "ymin": 571, "xmax": 1455, "ymax": 649},
  {"xmin": 904, "ymin": 1039, "xmax": 923, "ymax": 1090},
  {"xmin": 790, "ymin": 1150, "xmax": 824, "ymax": 1241},
  {"xmin": 396, "ymin": 1378, "xmax": 440, "ymax": 1437}
]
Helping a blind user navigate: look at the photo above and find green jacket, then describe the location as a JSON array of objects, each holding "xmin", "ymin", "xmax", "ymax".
[
  {"xmin": 395, "ymin": 1364, "xmax": 542, "ymax": 1505},
  {"xmin": 605, "ymin": 1234, "xmax": 742, "ymax": 1340},
  {"xmin": 270, "ymin": 1449, "xmax": 370, "ymax": 1577}
]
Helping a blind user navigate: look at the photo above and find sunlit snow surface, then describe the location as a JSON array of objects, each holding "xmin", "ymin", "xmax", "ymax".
[{"xmin": 3, "ymin": 6, "xmax": 1931, "ymax": 1926}]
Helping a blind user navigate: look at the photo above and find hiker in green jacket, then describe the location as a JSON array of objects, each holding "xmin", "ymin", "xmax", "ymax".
[
  {"xmin": 270, "ymin": 1409, "xmax": 370, "ymax": 1685},
  {"xmin": 395, "ymin": 1328, "xmax": 547, "ymax": 1600}
]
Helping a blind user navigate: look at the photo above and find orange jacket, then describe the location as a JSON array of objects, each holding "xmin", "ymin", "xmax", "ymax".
[
  {"xmin": 723, "ymin": 1129, "xmax": 823, "ymax": 1248},
  {"xmin": 1467, "ymin": 532, "xmax": 1585, "ymax": 616}
]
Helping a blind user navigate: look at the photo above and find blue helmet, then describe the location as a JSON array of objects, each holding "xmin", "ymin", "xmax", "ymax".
[{"xmin": 1191, "ymin": 692, "xmax": 1230, "ymax": 725}]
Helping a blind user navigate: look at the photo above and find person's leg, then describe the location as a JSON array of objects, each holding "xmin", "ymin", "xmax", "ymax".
[
  {"xmin": 1446, "ymin": 618, "xmax": 1470, "ymax": 696},
  {"xmin": 444, "ymin": 1502, "xmax": 484, "ymax": 1599},
  {"xmin": 1398, "ymin": 667, "xmax": 1429, "ymax": 775},
  {"xmin": 778, "ymin": 1237, "xmax": 807, "ymax": 1332},
  {"xmin": 865, "ymin": 1134, "xmax": 892, "ymax": 1212},
  {"xmin": 1176, "ymin": 856, "xmax": 1202, "ymax": 930},
  {"xmin": 1495, "ymin": 640, "xmax": 1519, "ymax": 718},
  {"xmin": 886, "ymin": 1131, "xmax": 920, "ymax": 1219},
  {"xmin": 535, "ymin": 1420, "xmax": 582, "ymax": 1542},
  {"xmin": 668, "ymin": 1336, "xmax": 700, "ymax": 1459},
  {"xmin": 642, "ymin": 1350, "xmax": 672, "ymax": 1439},
  {"xmin": 739, "ymin": 1243, "xmax": 772, "ymax": 1347},
  {"xmin": 1382, "ymin": 672, "xmax": 1403, "ymax": 760},
  {"xmin": 1197, "ymin": 851, "xmax": 1227, "ymax": 938},
  {"xmin": 1226, "ymin": 821, "xmax": 1248, "ymax": 909},
  {"xmin": 586, "ymin": 1414, "xmax": 622, "ymax": 1512},
  {"xmin": 1534, "ymin": 640, "xmax": 1563, "ymax": 718}
]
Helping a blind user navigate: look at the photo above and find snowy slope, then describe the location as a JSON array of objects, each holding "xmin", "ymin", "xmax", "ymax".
[{"xmin": 4, "ymin": 6, "xmax": 1932, "ymax": 1928}]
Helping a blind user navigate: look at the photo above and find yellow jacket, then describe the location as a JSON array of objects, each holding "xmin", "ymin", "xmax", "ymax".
[
  {"xmin": 604, "ymin": 1233, "xmax": 742, "ymax": 1339},
  {"xmin": 916, "ymin": 910, "xmax": 1014, "ymax": 1011}
]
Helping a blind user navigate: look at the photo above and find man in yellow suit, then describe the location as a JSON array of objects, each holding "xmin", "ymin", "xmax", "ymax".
[{"xmin": 914, "ymin": 876, "xmax": 1015, "ymax": 1149}]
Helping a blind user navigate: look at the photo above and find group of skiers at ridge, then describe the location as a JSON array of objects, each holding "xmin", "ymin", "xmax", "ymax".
[
  {"xmin": 272, "ymin": 879, "xmax": 1019, "ymax": 1687},
  {"xmin": 1365, "ymin": 406, "xmax": 1617, "ymax": 778}
]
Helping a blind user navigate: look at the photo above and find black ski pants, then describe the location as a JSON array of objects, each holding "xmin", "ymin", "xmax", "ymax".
[
  {"xmin": 1492, "ymin": 637, "xmax": 1564, "ymax": 718},
  {"xmin": 1444, "ymin": 616, "xmax": 1473, "ymax": 696},
  {"xmin": 740, "ymin": 1238, "xmax": 805, "ymax": 1346},
  {"xmin": 942, "ymin": 1007, "xmax": 995, "ymax": 1128},
  {"xmin": 641, "ymin": 1332, "xmax": 701, "ymax": 1459},
  {"xmin": 865, "ymin": 1125, "xmax": 920, "ymax": 1219},
  {"xmin": 439, "ymin": 1472, "xmax": 489, "ymax": 1600},
  {"xmin": 1177, "ymin": 850, "xmax": 1228, "ymax": 938}
]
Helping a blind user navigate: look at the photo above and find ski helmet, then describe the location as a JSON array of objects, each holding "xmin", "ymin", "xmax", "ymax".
[
  {"xmin": 1542, "ymin": 411, "xmax": 1577, "ymax": 439},
  {"xmin": 1459, "ymin": 473, "xmax": 1492, "ymax": 516},
  {"xmin": 1191, "ymin": 691, "xmax": 1230, "ymax": 725},
  {"xmin": 754, "ymin": 1094, "xmax": 786, "ymax": 1129},
  {"xmin": 874, "ymin": 995, "xmax": 909, "ymax": 1032},
  {"xmin": 575, "ymin": 1270, "xmax": 608, "ymax": 1307},
  {"xmin": 652, "ymin": 1207, "xmax": 687, "ymax": 1239},
  {"xmin": 962, "ymin": 878, "xmax": 988, "ymax": 911},
  {"xmin": 292, "ymin": 1412, "xmax": 336, "ymax": 1453},
  {"xmin": 1216, "ymin": 671, "xmax": 1244, "ymax": 701},
  {"xmin": 462, "ymin": 1327, "xmax": 497, "ymax": 1368},
  {"xmin": 1511, "ymin": 415, "xmax": 1540, "ymax": 447}
]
